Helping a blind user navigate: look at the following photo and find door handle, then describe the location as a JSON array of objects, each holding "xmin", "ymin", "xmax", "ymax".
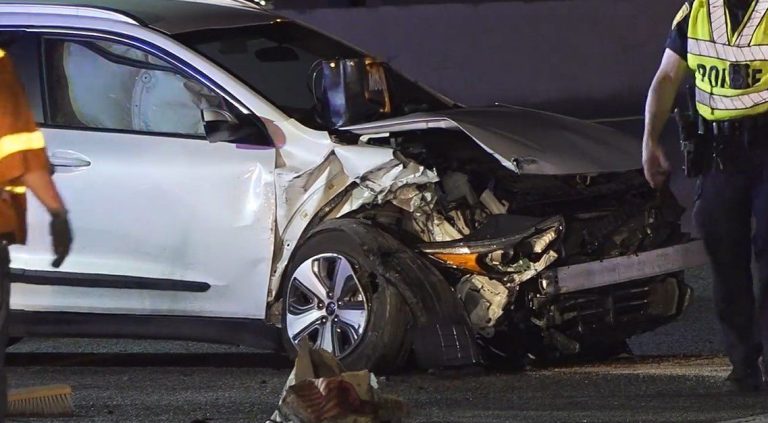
[{"xmin": 48, "ymin": 150, "xmax": 91, "ymax": 168}]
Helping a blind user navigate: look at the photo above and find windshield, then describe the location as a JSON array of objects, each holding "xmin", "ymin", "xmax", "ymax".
[{"xmin": 175, "ymin": 21, "xmax": 453, "ymax": 129}]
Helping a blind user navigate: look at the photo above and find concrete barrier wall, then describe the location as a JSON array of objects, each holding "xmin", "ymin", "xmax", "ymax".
[{"xmin": 281, "ymin": 0, "xmax": 684, "ymax": 118}]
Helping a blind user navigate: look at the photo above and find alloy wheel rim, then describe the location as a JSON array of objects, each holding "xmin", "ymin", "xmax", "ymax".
[{"xmin": 285, "ymin": 253, "xmax": 369, "ymax": 358}]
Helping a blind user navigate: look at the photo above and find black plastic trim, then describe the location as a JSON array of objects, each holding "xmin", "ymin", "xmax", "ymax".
[
  {"xmin": 10, "ymin": 269, "xmax": 211, "ymax": 292},
  {"xmin": 8, "ymin": 311, "xmax": 281, "ymax": 350},
  {"xmin": 37, "ymin": 123, "xmax": 208, "ymax": 141}
]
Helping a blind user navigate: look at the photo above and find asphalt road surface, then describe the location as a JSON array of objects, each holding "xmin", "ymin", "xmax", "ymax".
[
  {"xmin": 6, "ymin": 347, "xmax": 768, "ymax": 423},
  {"xmin": 2, "ymin": 265, "xmax": 749, "ymax": 423},
  {"xmin": 4, "ymin": 358, "xmax": 768, "ymax": 422}
]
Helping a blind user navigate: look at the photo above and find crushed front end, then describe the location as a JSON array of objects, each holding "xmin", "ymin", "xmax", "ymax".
[
  {"xmin": 344, "ymin": 129, "xmax": 705, "ymax": 365},
  {"xmin": 406, "ymin": 174, "xmax": 696, "ymax": 362},
  {"xmin": 328, "ymin": 106, "xmax": 711, "ymax": 366}
]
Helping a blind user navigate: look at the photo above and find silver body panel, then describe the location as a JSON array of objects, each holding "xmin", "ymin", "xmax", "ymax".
[
  {"xmin": 343, "ymin": 107, "xmax": 643, "ymax": 175},
  {"xmin": 555, "ymin": 241, "xmax": 709, "ymax": 294}
]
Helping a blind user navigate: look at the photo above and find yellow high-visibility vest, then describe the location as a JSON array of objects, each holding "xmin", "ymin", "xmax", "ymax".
[{"xmin": 688, "ymin": 0, "xmax": 768, "ymax": 120}]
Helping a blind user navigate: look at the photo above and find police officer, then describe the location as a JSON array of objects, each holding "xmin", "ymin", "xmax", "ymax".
[
  {"xmin": 0, "ymin": 44, "xmax": 72, "ymax": 414},
  {"xmin": 644, "ymin": 0, "xmax": 768, "ymax": 391}
]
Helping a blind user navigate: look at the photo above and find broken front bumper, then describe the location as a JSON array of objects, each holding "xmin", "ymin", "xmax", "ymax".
[
  {"xmin": 545, "ymin": 241, "xmax": 709, "ymax": 295},
  {"xmin": 528, "ymin": 241, "xmax": 708, "ymax": 355},
  {"xmin": 532, "ymin": 276, "xmax": 693, "ymax": 356}
]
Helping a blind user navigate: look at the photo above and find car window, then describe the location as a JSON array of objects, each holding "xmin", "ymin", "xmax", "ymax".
[
  {"xmin": 179, "ymin": 23, "xmax": 359, "ymax": 126},
  {"xmin": 176, "ymin": 22, "xmax": 452, "ymax": 130},
  {"xmin": 43, "ymin": 37, "xmax": 226, "ymax": 137},
  {"xmin": 0, "ymin": 31, "xmax": 44, "ymax": 123}
]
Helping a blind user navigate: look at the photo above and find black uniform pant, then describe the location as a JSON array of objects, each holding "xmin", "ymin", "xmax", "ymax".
[
  {"xmin": 694, "ymin": 144, "xmax": 768, "ymax": 376},
  {"xmin": 0, "ymin": 242, "xmax": 9, "ymax": 418}
]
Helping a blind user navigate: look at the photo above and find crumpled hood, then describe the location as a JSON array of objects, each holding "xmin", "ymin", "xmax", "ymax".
[{"xmin": 342, "ymin": 107, "xmax": 642, "ymax": 175}]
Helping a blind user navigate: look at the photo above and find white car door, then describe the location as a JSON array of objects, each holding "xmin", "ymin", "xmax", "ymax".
[{"xmin": 11, "ymin": 34, "xmax": 276, "ymax": 320}]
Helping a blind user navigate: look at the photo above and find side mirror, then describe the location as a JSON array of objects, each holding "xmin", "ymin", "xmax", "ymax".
[
  {"xmin": 311, "ymin": 58, "xmax": 391, "ymax": 129},
  {"xmin": 202, "ymin": 108, "xmax": 272, "ymax": 146}
]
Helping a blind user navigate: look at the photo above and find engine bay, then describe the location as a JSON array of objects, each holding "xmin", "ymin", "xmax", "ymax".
[{"xmin": 345, "ymin": 128, "xmax": 690, "ymax": 362}]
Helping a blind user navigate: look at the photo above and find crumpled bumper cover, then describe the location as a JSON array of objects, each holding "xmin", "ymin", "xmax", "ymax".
[
  {"xmin": 527, "ymin": 241, "xmax": 705, "ymax": 354},
  {"xmin": 534, "ymin": 275, "xmax": 693, "ymax": 353},
  {"xmin": 547, "ymin": 240, "xmax": 708, "ymax": 295}
]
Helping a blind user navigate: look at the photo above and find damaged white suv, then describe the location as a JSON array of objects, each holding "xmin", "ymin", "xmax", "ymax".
[{"xmin": 2, "ymin": 0, "xmax": 707, "ymax": 371}]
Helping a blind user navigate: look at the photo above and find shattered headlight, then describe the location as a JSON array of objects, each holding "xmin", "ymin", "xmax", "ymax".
[{"xmin": 419, "ymin": 216, "xmax": 564, "ymax": 283}]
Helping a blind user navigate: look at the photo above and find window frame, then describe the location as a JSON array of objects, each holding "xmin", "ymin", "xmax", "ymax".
[{"xmin": 2, "ymin": 26, "xmax": 253, "ymax": 141}]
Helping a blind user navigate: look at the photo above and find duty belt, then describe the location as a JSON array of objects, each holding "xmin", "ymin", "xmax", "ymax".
[
  {"xmin": 705, "ymin": 113, "xmax": 768, "ymax": 137},
  {"xmin": 698, "ymin": 113, "xmax": 768, "ymax": 172}
]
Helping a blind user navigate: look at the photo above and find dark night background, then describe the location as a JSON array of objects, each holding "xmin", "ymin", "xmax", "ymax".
[{"xmin": 274, "ymin": 0, "xmax": 683, "ymax": 120}]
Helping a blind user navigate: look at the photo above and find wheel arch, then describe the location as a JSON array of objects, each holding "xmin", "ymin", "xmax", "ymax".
[{"xmin": 283, "ymin": 218, "xmax": 481, "ymax": 368}]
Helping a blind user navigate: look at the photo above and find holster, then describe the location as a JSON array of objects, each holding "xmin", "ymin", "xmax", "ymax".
[{"xmin": 676, "ymin": 108, "xmax": 709, "ymax": 177}]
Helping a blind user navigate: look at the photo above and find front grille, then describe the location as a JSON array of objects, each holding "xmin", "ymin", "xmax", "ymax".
[
  {"xmin": 534, "ymin": 275, "xmax": 690, "ymax": 339},
  {"xmin": 559, "ymin": 188, "xmax": 686, "ymax": 265}
]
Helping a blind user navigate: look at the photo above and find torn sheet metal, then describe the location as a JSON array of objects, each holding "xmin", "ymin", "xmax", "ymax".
[
  {"xmin": 392, "ymin": 182, "xmax": 465, "ymax": 243},
  {"xmin": 342, "ymin": 107, "xmax": 642, "ymax": 175},
  {"xmin": 359, "ymin": 157, "xmax": 440, "ymax": 204},
  {"xmin": 384, "ymin": 184, "xmax": 433, "ymax": 213},
  {"xmin": 275, "ymin": 155, "xmax": 346, "ymax": 233},
  {"xmin": 270, "ymin": 152, "xmax": 436, "ymax": 300},
  {"xmin": 456, "ymin": 275, "xmax": 509, "ymax": 337},
  {"xmin": 342, "ymin": 160, "xmax": 461, "ymax": 243},
  {"xmin": 504, "ymin": 250, "xmax": 559, "ymax": 286},
  {"xmin": 275, "ymin": 144, "xmax": 393, "ymax": 237},
  {"xmin": 330, "ymin": 156, "xmax": 440, "ymax": 219},
  {"xmin": 270, "ymin": 154, "xmax": 351, "ymax": 300},
  {"xmin": 333, "ymin": 144, "xmax": 397, "ymax": 180},
  {"xmin": 406, "ymin": 199, "xmax": 464, "ymax": 242}
]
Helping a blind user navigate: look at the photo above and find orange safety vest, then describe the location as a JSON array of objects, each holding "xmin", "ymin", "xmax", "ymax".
[{"xmin": 0, "ymin": 48, "xmax": 50, "ymax": 244}]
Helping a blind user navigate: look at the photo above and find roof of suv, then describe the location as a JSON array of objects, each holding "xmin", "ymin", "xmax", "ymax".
[{"xmin": 0, "ymin": 0, "xmax": 278, "ymax": 34}]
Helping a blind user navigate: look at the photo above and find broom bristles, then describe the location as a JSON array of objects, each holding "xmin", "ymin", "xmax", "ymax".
[{"xmin": 7, "ymin": 384, "xmax": 74, "ymax": 417}]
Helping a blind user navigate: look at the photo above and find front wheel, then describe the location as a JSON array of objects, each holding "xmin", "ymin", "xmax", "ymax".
[{"xmin": 280, "ymin": 221, "xmax": 412, "ymax": 373}]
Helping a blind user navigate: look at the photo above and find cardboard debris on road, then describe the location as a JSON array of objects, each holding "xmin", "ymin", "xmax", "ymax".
[{"xmin": 269, "ymin": 339, "xmax": 407, "ymax": 423}]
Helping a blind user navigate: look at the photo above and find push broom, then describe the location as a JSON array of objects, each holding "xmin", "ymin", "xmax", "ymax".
[{"xmin": 7, "ymin": 384, "xmax": 74, "ymax": 417}]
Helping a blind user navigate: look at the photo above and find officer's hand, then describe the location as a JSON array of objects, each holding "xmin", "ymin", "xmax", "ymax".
[
  {"xmin": 642, "ymin": 142, "xmax": 671, "ymax": 189},
  {"xmin": 50, "ymin": 210, "xmax": 72, "ymax": 268}
]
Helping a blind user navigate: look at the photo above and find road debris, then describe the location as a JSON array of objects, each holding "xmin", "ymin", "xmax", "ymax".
[{"xmin": 269, "ymin": 339, "xmax": 407, "ymax": 423}]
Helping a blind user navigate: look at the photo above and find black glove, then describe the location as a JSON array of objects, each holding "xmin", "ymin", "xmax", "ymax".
[{"xmin": 50, "ymin": 210, "xmax": 72, "ymax": 268}]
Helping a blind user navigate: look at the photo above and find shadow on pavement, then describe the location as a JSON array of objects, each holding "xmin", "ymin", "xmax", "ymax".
[{"xmin": 6, "ymin": 352, "xmax": 293, "ymax": 369}]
